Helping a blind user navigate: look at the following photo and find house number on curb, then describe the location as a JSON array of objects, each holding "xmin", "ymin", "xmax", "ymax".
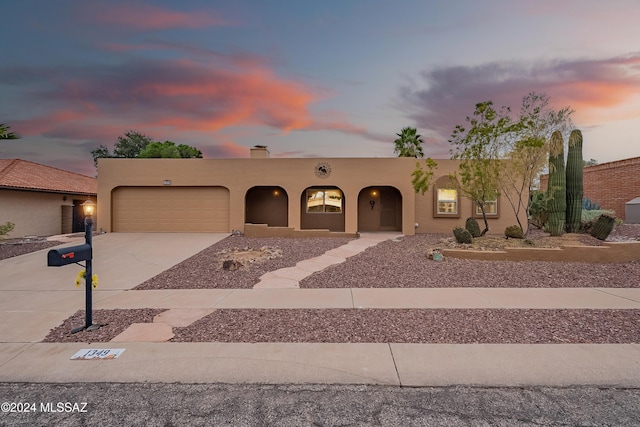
[{"xmin": 70, "ymin": 348, "xmax": 126, "ymax": 360}]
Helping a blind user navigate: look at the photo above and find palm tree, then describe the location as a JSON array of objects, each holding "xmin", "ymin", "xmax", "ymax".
[
  {"xmin": 0, "ymin": 123, "xmax": 19, "ymax": 140},
  {"xmin": 394, "ymin": 127, "xmax": 424, "ymax": 158}
]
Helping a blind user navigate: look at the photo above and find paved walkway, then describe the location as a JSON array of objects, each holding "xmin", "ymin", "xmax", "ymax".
[
  {"xmin": 254, "ymin": 232, "xmax": 402, "ymax": 288},
  {"xmin": 1, "ymin": 232, "xmax": 639, "ymax": 386}
]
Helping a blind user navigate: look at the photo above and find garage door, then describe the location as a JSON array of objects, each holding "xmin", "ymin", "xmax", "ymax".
[{"xmin": 112, "ymin": 187, "xmax": 230, "ymax": 232}]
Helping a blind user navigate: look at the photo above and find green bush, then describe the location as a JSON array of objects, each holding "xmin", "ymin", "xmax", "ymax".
[
  {"xmin": 581, "ymin": 209, "xmax": 615, "ymax": 222},
  {"xmin": 0, "ymin": 221, "xmax": 15, "ymax": 239},
  {"xmin": 453, "ymin": 226, "xmax": 473, "ymax": 244},
  {"xmin": 465, "ymin": 217, "xmax": 482, "ymax": 238},
  {"xmin": 505, "ymin": 225, "xmax": 524, "ymax": 239},
  {"xmin": 580, "ymin": 209, "xmax": 622, "ymax": 234},
  {"xmin": 528, "ymin": 191, "xmax": 550, "ymax": 230},
  {"xmin": 582, "ymin": 198, "xmax": 601, "ymax": 211}
]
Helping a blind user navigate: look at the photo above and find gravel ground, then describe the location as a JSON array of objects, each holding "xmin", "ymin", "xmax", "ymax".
[
  {"xmin": 135, "ymin": 236, "xmax": 353, "ymax": 290},
  {"xmin": 171, "ymin": 308, "xmax": 640, "ymax": 344},
  {"xmin": 42, "ymin": 309, "xmax": 165, "ymax": 343},
  {"xmin": 42, "ymin": 308, "xmax": 640, "ymax": 344},
  {"xmin": 301, "ymin": 234, "xmax": 640, "ymax": 289},
  {"xmin": 0, "ymin": 240, "xmax": 62, "ymax": 260}
]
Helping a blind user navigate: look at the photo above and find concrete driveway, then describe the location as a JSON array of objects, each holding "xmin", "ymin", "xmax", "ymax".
[{"xmin": 0, "ymin": 233, "xmax": 229, "ymax": 342}]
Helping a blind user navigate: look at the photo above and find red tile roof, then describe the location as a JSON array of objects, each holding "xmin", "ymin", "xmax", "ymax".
[{"xmin": 0, "ymin": 159, "xmax": 97, "ymax": 195}]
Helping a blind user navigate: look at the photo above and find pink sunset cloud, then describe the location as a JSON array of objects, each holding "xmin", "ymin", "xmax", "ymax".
[
  {"xmin": 202, "ymin": 141, "xmax": 250, "ymax": 158},
  {"xmin": 1, "ymin": 48, "xmax": 372, "ymax": 159},
  {"xmin": 399, "ymin": 53, "xmax": 640, "ymax": 155}
]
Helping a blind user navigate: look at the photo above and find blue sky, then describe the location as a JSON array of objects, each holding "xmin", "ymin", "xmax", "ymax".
[{"xmin": 1, "ymin": 0, "xmax": 639, "ymax": 176}]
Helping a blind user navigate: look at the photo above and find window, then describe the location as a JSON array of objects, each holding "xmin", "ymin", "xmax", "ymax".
[
  {"xmin": 437, "ymin": 188, "xmax": 458, "ymax": 214},
  {"xmin": 433, "ymin": 175, "xmax": 461, "ymax": 218},
  {"xmin": 474, "ymin": 199, "xmax": 498, "ymax": 216},
  {"xmin": 306, "ymin": 189, "xmax": 342, "ymax": 213}
]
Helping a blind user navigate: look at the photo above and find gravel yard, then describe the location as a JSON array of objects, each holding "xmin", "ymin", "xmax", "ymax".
[
  {"xmin": 0, "ymin": 239, "xmax": 62, "ymax": 260},
  {"xmin": 134, "ymin": 236, "xmax": 354, "ymax": 290},
  {"xmin": 171, "ymin": 308, "xmax": 640, "ymax": 344},
  {"xmin": 44, "ymin": 308, "xmax": 640, "ymax": 344},
  {"xmin": 300, "ymin": 234, "xmax": 640, "ymax": 289}
]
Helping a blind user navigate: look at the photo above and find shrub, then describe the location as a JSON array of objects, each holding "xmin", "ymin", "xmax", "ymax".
[
  {"xmin": 528, "ymin": 191, "xmax": 550, "ymax": 230},
  {"xmin": 582, "ymin": 198, "xmax": 601, "ymax": 211},
  {"xmin": 0, "ymin": 222, "xmax": 14, "ymax": 239},
  {"xmin": 465, "ymin": 217, "xmax": 481, "ymax": 238},
  {"xmin": 505, "ymin": 225, "xmax": 524, "ymax": 239},
  {"xmin": 453, "ymin": 226, "xmax": 473, "ymax": 244},
  {"xmin": 582, "ymin": 209, "xmax": 615, "ymax": 222}
]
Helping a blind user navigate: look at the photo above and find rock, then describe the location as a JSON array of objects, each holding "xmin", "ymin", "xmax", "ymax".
[
  {"xmin": 426, "ymin": 248, "xmax": 444, "ymax": 261},
  {"xmin": 222, "ymin": 260, "xmax": 243, "ymax": 271}
]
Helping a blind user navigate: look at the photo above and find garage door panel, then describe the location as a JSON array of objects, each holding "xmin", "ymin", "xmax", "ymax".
[{"xmin": 113, "ymin": 187, "xmax": 229, "ymax": 232}]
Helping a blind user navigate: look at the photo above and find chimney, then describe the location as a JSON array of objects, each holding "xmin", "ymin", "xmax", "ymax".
[{"xmin": 250, "ymin": 145, "xmax": 270, "ymax": 158}]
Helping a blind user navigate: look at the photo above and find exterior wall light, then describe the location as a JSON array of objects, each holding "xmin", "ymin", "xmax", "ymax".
[{"xmin": 163, "ymin": 180, "xmax": 172, "ymax": 185}]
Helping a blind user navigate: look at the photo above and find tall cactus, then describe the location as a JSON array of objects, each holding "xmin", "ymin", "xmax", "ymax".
[
  {"xmin": 565, "ymin": 129, "xmax": 583, "ymax": 233},
  {"xmin": 547, "ymin": 131, "xmax": 566, "ymax": 236}
]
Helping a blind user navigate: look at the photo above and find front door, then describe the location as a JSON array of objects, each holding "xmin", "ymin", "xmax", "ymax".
[
  {"xmin": 358, "ymin": 187, "xmax": 402, "ymax": 232},
  {"xmin": 72, "ymin": 199, "xmax": 85, "ymax": 233}
]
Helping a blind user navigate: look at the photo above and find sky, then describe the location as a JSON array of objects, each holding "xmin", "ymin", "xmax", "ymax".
[{"xmin": 1, "ymin": 0, "xmax": 639, "ymax": 177}]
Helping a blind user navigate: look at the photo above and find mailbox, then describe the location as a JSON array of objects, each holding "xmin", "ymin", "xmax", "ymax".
[{"xmin": 47, "ymin": 244, "xmax": 92, "ymax": 267}]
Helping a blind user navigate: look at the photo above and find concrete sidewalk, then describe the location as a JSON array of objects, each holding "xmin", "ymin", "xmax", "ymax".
[
  {"xmin": 1, "ymin": 342, "xmax": 638, "ymax": 387},
  {"xmin": 1, "ymin": 232, "xmax": 639, "ymax": 387},
  {"xmin": 95, "ymin": 287, "xmax": 640, "ymax": 310}
]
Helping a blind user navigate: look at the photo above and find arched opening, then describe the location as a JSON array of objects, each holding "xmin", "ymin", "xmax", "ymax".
[
  {"xmin": 358, "ymin": 186, "xmax": 402, "ymax": 232},
  {"xmin": 300, "ymin": 186, "xmax": 345, "ymax": 232},
  {"xmin": 245, "ymin": 186, "xmax": 288, "ymax": 227}
]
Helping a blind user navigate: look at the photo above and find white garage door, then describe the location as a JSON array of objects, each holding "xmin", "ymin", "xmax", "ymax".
[{"xmin": 112, "ymin": 187, "xmax": 230, "ymax": 232}]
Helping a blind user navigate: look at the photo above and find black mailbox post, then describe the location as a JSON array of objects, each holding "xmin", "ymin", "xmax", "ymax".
[{"xmin": 47, "ymin": 198, "xmax": 98, "ymax": 333}]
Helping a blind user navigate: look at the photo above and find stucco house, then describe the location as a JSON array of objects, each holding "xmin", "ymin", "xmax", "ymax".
[
  {"xmin": 97, "ymin": 147, "xmax": 525, "ymax": 236},
  {"xmin": 0, "ymin": 159, "xmax": 97, "ymax": 238}
]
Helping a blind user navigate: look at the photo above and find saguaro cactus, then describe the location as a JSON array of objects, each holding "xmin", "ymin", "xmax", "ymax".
[
  {"xmin": 565, "ymin": 129, "xmax": 584, "ymax": 233},
  {"xmin": 547, "ymin": 131, "xmax": 566, "ymax": 236}
]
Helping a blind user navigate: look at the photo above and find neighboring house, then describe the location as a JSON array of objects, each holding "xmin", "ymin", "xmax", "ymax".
[
  {"xmin": 540, "ymin": 156, "xmax": 640, "ymax": 222},
  {"xmin": 97, "ymin": 147, "xmax": 526, "ymax": 236},
  {"xmin": 0, "ymin": 159, "xmax": 97, "ymax": 238}
]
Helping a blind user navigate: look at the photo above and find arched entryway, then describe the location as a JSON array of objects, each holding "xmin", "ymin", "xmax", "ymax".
[
  {"xmin": 358, "ymin": 186, "xmax": 402, "ymax": 232},
  {"xmin": 300, "ymin": 186, "xmax": 345, "ymax": 232},
  {"xmin": 245, "ymin": 186, "xmax": 288, "ymax": 227}
]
